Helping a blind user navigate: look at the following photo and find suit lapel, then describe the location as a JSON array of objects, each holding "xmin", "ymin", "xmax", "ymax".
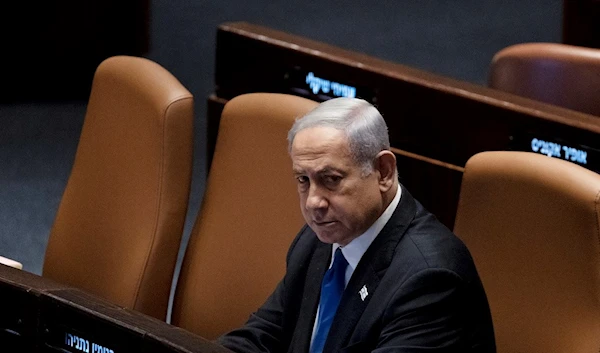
[
  {"xmin": 323, "ymin": 185, "xmax": 418, "ymax": 352},
  {"xmin": 324, "ymin": 262, "xmax": 381, "ymax": 353},
  {"xmin": 289, "ymin": 239, "xmax": 331, "ymax": 353}
]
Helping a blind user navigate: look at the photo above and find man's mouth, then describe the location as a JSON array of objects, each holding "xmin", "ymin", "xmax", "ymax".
[{"xmin": 313, "ymin": 220, "xmax": 336, "ymax": 226}]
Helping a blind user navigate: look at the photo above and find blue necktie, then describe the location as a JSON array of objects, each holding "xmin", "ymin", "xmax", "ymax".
[{"xmin": 311, "ymin": 248, "xmax": 349, "ymax": 353}]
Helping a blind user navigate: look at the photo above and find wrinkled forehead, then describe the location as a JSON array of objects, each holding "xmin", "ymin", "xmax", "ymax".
[
  {"xmin": 291, "ymin": 127, "xmax": 358, "ymax": 171},
  {"xmin": 291, "ymin": 126, "xmax": 350, "ymax": 154}
]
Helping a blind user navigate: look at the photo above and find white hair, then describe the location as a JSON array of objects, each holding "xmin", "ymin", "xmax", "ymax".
[{"xmin": 287, "ymin": 97, "xmax": 390, "ymax": 174}]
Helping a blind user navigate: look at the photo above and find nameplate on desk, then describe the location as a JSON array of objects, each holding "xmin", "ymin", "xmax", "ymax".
[
  {"xmin": 511, "ymin": 133, "xmax": 600, "ymax": 173},
  {"xmin": 64, "ymin": 331, "xmax": 115, "ymax": 353},
  {"xmin": 43, "ymin": 324, "xmax": 125, "ymax": 353},
  {"xmin": 284, "ymin": 68, "xmax": 377, "ymax": 103}
]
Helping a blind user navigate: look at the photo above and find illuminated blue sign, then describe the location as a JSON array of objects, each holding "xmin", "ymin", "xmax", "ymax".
[
  {"xmin": 305, "ymin": 72, "xmax": 356, "ymax": 98},
  {"xmin": 530, "ymin": 138, "xmax": 587, "ymax": 164},
  {"xmin": 66, "ymin": 332, "xmax": 115, "ymax": 353},
  {"xmin": 511, "ymin": 133, "xmax": 600, "ymax": 173}
]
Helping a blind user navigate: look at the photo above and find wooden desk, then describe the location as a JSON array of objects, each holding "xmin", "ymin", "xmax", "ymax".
[
  {"xmin": 0, "ymin": 265, "xmax": 231, "ymax": 353},
  {"xmin": 209, "ymin": 22, "xmax": 600, "ymax": 228}
]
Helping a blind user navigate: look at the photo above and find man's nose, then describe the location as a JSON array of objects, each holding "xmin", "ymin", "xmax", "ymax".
[{"xmin": 306, "ymin": 185, "xmax": 328, "ymax": 210}]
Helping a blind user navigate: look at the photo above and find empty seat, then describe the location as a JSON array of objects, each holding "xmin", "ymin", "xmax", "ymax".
[
  {"xmin": 489, "ymin": 42, "xmax": 600, "ymax": 116},
  {"xmin": 43, "ymin": 56, "xmax": 194, "ymax": 320},
  {"xmin": 171, "ymin": 93, "xmax": 318, "ymax": 339},
  {"xmin": 454, "ymin": 151, "xmax": 600, "ymax": 353}
]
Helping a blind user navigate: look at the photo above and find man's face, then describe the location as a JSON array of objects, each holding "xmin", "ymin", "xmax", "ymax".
[{"xmin": 291, "ymin": 126, "xmax": 385, "ymax": 246}]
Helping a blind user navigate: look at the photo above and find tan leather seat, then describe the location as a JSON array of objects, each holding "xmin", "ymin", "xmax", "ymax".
[
  {"xmin": 43, "ymin": 56, "xmax": 194, "ymax": 321},
  {"xmin": 171, "ymin": 93, "xmax": 318, "ymax": 339},
  {"xmin": 454, "ymin": 151, "xmax": 600, "ymax": 353},
  {"xmin": 489, "ymin": 42, "xmax": 600, "ymax": 116}
]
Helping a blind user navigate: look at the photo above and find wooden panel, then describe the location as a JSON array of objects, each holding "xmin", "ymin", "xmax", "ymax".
[
  {"xmin": 0, "ymin": 265, "xmax": 232, "ymax": 353},
  {"xmin": 209, "ymin": 21, "xmax": 600, "ymax": 228},
  {"xmin": 213, "ymin": 22, "xmax": 600, "ymax": 166}
]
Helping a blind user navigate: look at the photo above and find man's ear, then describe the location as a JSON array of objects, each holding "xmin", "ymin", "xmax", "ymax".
[{"xmin": 375, "ymin": 150, "xmax": 396, "ymax": 192}]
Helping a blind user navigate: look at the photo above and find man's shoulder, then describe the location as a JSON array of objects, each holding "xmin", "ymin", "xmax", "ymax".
[
  {"xmin": 285, "ymin": 224, "xmax": 323, "ymax": 269},
  {"xmin": 288, "ymin": 224, "xmax": 318, "ymax": 253},
  {"xmin": 396, "ymin": 203, "xmax": 477, "ymax": 280}
]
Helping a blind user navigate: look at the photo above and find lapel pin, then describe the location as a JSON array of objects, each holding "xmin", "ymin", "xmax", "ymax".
[{"xmin": 359, "ymin": 285, "xmax": 369, "ymax": 301}]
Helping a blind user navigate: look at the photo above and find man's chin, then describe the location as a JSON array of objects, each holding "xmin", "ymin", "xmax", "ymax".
[
  {"xmin": 314, "ymin": 232, "xmax": 337, "ymax": 244},
  {"xmin": 313, "ymin": 227, "xmax": 345, "ymax": 245},
  {"xmin": 312, "ymin": 226, "xmax": 360, "ymax": 246},
  {"xmin": 309, "ymin": 224, "xmax": 337, "ymax": 244}
]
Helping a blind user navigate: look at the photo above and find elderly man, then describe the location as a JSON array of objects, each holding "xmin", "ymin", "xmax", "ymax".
[{"xmin": 219, "ymin": 98, "xmax": 496, "ymax": 352}]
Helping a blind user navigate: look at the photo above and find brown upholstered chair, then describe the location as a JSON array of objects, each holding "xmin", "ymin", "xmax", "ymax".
[
  {"xmin": 170, "ymin": 93, "xmax": 318, "ymax": 339},
  {"xmin": 489, "ymin": 42, "xmax": 600, "ymax": 116},
  {"xmin": 43, "ymin": 56, "xmax": 194, "ymax": 321},
  {"xmin": 454, "ymin": 151, "xmax": 600, "ymax": 353}
]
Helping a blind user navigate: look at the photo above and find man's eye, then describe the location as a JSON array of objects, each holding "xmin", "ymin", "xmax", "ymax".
[
  {"xmin": 324, "ymin": 175, "xmax": 342, "ymax": 185},
  {"xmin": 296, "ymin": 176, "xmax": 308, "ymax": 184}
]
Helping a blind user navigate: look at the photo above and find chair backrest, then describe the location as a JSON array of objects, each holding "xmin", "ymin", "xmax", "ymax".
[
  {"xmin": 171, "ymin": 93, "xmax": 318, "ymax": 339},
  {"xmin": 489, "ymin": 42, "xmax": 600, "ymax": 116},
  {"xmin": 454, "ymin": 151, "xmax": 600, "ymax": 353},
  {"xmin": 43, "ymin": 56, "xmax": 194, "ymax": 321}
]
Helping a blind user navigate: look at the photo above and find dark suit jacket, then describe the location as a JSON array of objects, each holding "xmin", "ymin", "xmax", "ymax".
[{"xmin": 219, "ymin": 186, "xmax": 496, "ymax": 353}]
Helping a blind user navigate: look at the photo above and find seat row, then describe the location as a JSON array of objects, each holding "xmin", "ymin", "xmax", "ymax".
[{"xmin": 34, "ymin": 55, "xmax": 318, "ymax": 340}]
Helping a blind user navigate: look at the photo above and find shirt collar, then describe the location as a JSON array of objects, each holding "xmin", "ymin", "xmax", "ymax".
[{"xmin": 332, "ymin": 184, "xmax": 402, "ymax": 270}]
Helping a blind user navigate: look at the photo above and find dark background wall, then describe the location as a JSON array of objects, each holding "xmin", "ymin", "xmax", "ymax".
[{"xmin": 0, "ymin": 0, "xmax": 562, "ymax": 274}]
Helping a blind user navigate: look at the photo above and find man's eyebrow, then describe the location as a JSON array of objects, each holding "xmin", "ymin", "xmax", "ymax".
[
  {"xmin": 316, "ymin": 167, "xmax": 345, "ymax": 175},
  {"xmin": 292, "ymin": 166, "xmax": 345, "ymax": 175}
]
